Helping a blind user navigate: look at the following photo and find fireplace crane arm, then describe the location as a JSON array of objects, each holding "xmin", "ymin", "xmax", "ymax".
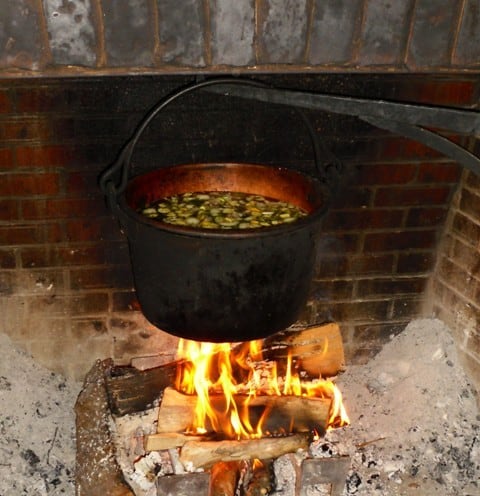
[{"xmin": 207, "ymin": 84, "xmax": 480, "ymax": 176}]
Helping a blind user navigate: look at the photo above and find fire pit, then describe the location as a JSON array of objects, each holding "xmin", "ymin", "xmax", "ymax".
[
  {"xmin": 76, "ymin": 323, "xmax": 352, "ymax": 495},
  {"xmin": 74, "ymin": 320, "xmax": 480, "ymax": 495}
]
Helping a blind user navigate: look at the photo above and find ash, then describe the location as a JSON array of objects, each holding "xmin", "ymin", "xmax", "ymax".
[
  {"xmin": 0, "ymin": 333, "xmax": 81, "ymax": 496},
  {"xmin": 335, "ymin": 318, "xmax": 480, "ymax": 496}
]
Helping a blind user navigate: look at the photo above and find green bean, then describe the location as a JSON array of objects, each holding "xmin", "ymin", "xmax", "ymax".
[{"xmin": 139, "ymin": 191, "xmax": 307, "ymax": 229}]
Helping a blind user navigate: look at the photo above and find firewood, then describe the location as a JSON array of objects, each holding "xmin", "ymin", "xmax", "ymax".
[
  {"xmin": 107, "ymin": 324, "xmax": 344, "ymax": 416},
  {"xmin": 143, "ymin": 432, "xmax": 205, "ymax": 452},
  {"xmin": 179, "ymin": 433, "xmax": 311, "ymax": 469},
  {"xmin": 105, "ymin": 362, "xmax": 177, "ymax": 415},
  {"xmin": 156, "ymin": 387, "xmax": 331, "ymax": 435},
  {"xmin": 262, "ymin": 323, "xmax": 345, "ymax": 377},
  {"xmin": 210, "ymin": 461, "xmax": 241, "ymax": 496}
]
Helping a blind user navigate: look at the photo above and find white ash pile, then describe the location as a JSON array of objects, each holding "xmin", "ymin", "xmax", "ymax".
[
  {"xmin": 0, "ymin": 332, "xmax": 81, "ymax": 496},
  {"xmin": 335, "ymin": 318, "xmax": 480, "ymax": 496}
]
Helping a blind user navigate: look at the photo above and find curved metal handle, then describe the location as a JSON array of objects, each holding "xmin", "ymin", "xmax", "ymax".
[{"xmin": 99, "ymin": 77, "xmax": 329, "ymax": 196}]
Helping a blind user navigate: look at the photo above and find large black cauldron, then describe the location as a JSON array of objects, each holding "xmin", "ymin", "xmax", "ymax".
[{"xmin": 100, "ymin": 79, "xmax": 330, "ymax": 343}]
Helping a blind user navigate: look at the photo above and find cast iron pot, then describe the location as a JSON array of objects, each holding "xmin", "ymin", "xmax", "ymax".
[{"xmin": 100, "ymin": 78, "xmax": 330, "ymax": 343}]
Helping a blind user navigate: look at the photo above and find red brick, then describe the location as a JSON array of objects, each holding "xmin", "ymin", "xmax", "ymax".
[
  {"xmin": 329, "ymin": 187, "xmax": 372, "ymax": 209},
  {"xmin": 452, "ymin": 212, "xmax": 480, "ymax": 245},
  {"xmin": 21, "ymin": 198, "xmax": 105, "ymax": 220},
  {"xmin": 66, "ymin": 218, "xmax": 123, "ymax": 243},
  {"xmin": 0, "ymin": 118, "xmax": 53, "ymax": 142},
  {"xmin": 71, "ymin": 319, "xmax": 108, "ymax": 337},
  {"xmin": 0, "ymin": 173, "xmax": 59, "ymax": 197},
  {"xmin": 452, "ymin": 237, "xmax": 480, "ymax": 271},
  {"xmin": 70, "ymin": 293, "xmax": 109, "ymax": 315},
  {"xmin": 0, "ymin": 199, "xmax": 19, "ymax": 220},
  {"xmin": 459, "ymin": 189, "xmax": 480, "ymax": 220},
  {"xmin": 417, "ymin": 162, "xmax": 461, "ymax": 183},
  {"xmin": 391, "ymin": 296, "xmax": 424, "ymax": 319},
  {"xmin": 377, "ymin": 137, "xmax": 442, "ymax": 161},
  {"xmin": 353, "ymin": 163, "xmax": 417, "ymax": 185},
  {"xmin": 364, "ymin": 230, "xmax": 437, "ymax": 251},
  {"xmin": 70, "ymin": 266, "xmax": 133, "ymax": 290},
  {"xmin": 66, "ymin": 170, "xmax": 103, "ymax": 196},
  {"xmin": 374, "ymin": 186, "xmax": 452, "ymax": 207},
  {"xmin": 465, "ymin": 170, "xmax": 480, "ymax": 191},
  {"xmin": 16, "ymin": 145, "xmax": 77, "ymax": 168},
  {"xmin": 397, "ymin": 252, "xmax": 435, "ymax": 274},
  {"xmin": 20, "ymin": 244, "xmax": 107, "ymax": 269},
  {"xmin": 112, "ymin": 291, "xmax": 140, "ymax": 312},
  {"xmin": 0, "ymin": 226, "xmax": 40, "ymax": 245},
  {"xmin": 316, "ymin": 300, "xmax": 391, "ymax": 322},
  {"xmin": 0, "ymin": 249, "xmax": 16, "ymax": 268},
  {"xmin": 437, "ymin": 257, "xmax": 476, "ymax": 299},
  {"xmin": 356, "ymin": 277, "xmax": 427, "ymax": 297},
  {"xmin": 0, "ymin": 89, "xmax": 13, "ymax": 113},
  {"xmin": 348, "ymin": 253, "xmax": 395, "ymax": 276},
  {"xmin": 397, "ymin": 79, "xmax": 478, "ymax": 106},
  {"xmin": 322, "ymin": 209, "xmax": 404, "ymax": 231},
  {"xmin": 405, "ymin": 207, "xmax": 448, "ymax": 227},
  {"xmin": 0, "ymin": 148, "xmax": 14, "ymax": 168}
]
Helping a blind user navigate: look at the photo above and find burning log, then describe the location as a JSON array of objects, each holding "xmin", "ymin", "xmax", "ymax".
[
  {"xmin": 145, "ymin": 387, "xmax": 331, "ymax": 444},
  {"xmin": 262, "ymin": 323, "xmax": 345, "ymax": 377},
  {"xmin": 179, "ymin": 432, "xmax": 311, "ymax": 469},
  {"xmin": 105, "ymin": 323, "xmax": 344, "ymax": 416}
]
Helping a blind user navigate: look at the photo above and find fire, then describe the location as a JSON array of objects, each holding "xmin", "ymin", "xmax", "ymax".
[{"xmin": 175, "ymin": 338, "xmax": 349, "ymax": 440}]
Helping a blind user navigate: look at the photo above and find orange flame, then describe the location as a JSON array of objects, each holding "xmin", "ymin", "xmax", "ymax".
[{"xmin": 175, "ymin": 338, "xmax": 349, "ymax": 439}]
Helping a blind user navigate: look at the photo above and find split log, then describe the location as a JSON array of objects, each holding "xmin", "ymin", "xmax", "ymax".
[
  {"xmin": 262, "ymin": 323, "xmax": 345, "ymax": 377},
  {"xmin": 143, "ymin": 432, "xmax": 205, "ymax": 452},
  {"xmin": 105, "ymin": 361, "xmax": 177, "ymax": 415},
  {"xmin": 75, "ymin": 359, "xmax": 134, "ymax": 496},
  {"xmin": 180, "ymin": 432, "xmax": 311, "ymax": 469},
  {"xmin": 154, "ymin": 387, "xmax": 331, "ymax": 436},
  {"xmin": 210, "ymin": 461, "xmax": 241, "ymax": 496}
]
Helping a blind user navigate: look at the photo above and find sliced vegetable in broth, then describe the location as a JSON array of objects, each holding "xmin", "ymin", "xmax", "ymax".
[{"xmin": 139, "ymin": 191, "xmax": 308, "ymax": 229}]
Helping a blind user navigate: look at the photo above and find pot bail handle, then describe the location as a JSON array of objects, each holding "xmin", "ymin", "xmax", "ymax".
[{"xmin": 99, "ymin": 77, "xmax": 331, "ymax": 197}]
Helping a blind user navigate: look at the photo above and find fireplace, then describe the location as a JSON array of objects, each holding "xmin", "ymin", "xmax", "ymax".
[{"xmin": 0, "ymin": 1, "xmax": 480, "ymax": 494}]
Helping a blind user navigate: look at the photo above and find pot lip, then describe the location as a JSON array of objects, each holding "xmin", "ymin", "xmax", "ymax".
[{"xmin": 117, "ymin": 162, "xmax": 330, "ymax": 239}]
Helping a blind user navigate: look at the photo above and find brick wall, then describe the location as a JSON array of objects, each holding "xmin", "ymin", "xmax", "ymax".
[
  {"xmin": 0, "ymin": 73, "xmax": 477, "ymax": 380},
  {"xmin": 431, "ymin": 164, "xmax": 480, "ymax": 395},
  {"xmin": 1, "ymin": 0, "xmax": 479, "ymax": 75}
]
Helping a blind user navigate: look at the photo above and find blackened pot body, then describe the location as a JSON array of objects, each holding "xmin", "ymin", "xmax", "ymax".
[{"xmin": 113, "ymin": 163, "xmax": 328, "ymax": 342}]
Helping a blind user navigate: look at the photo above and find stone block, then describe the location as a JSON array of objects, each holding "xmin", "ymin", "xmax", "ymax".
[
  {"xmin": 257, "ymin": 0, "xmax": 308, "ymax": 63},
  {"xmin": 454, "ymin": 0, "xmax": 480, "ymax": 66},
  {"xmin": 309, "ymin": 0, "xmax": 362, "ymax": 64},
  {"xmin": 157, "ymin": 0, "xmax": 205, "ymax": 66},
  {"xmin": 0, "ymin": 1, "xmax": 45, "ymax": 70},
  {"xmin": 101, "ymin": 0, "xmax": 154, "ymax": 67},
  {"xmin": 358, "ymin": 0, "xmax": 411, "ymax": 65},
  {"xmin": 407, "ymin": 0, "xmax": 461, "ymax": 68},
  {"xmin": 300, "ymin": 456, "xmax": 351, "ymax": 496},
  {"xmin": 156, "ymin": 473, "xmax": 210, "ymax": 496},
  {"xmin": 210, "ymin": 0, "xmax": 255, "ymax": 66},
  {"xmin": 42, "ymin": 0, "xmax": 97, "ymax": 67}
]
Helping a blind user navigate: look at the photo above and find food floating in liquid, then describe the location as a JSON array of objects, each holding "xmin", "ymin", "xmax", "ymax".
[{"xmin": 139, "ymin": 191, "xmax": 308, "ymax": 229}]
